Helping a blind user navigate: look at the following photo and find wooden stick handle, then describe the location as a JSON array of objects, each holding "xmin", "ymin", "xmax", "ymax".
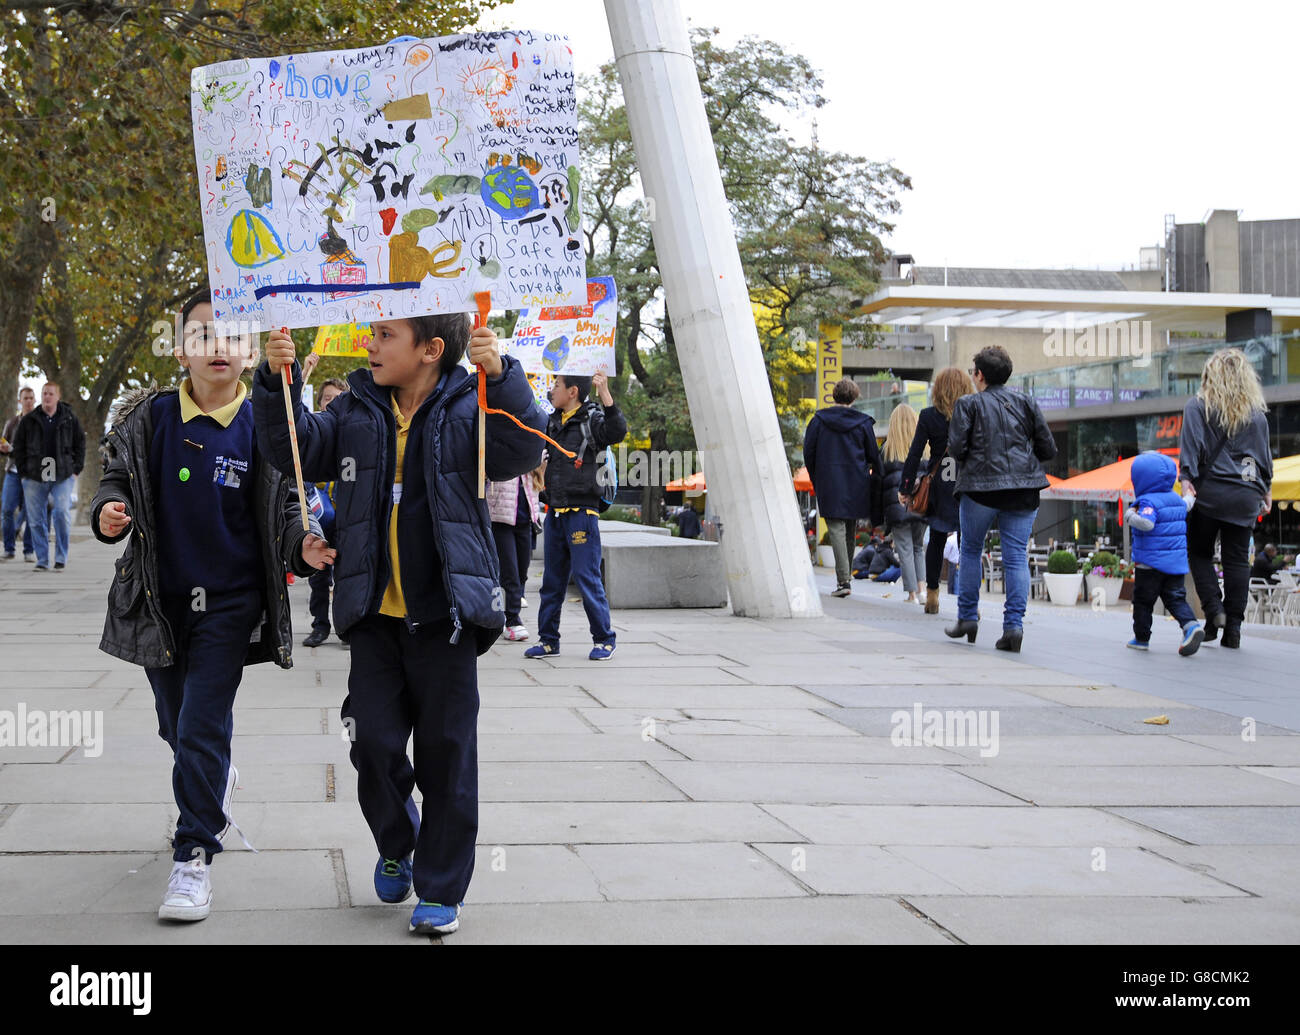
[
  {"xmin": 474, "ymin": 291, "xmax": 492, "ymax": 500},
  {"xmin": 281, "ymin": 356, "xmax": 310, "ymax": 532}
]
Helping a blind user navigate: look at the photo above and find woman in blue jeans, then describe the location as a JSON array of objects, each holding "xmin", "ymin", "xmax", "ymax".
[{"xmin": 943, "ymin": 346, "xmax": 1056, "ymax": 652}]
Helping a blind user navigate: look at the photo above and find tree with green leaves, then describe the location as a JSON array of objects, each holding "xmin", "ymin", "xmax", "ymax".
[
  {"xmin": 579, "ymin": 28, "xmax": 910, "ymax": 525},
  {"xmin": 0, "ymin": 0, "xmax": 509, "ymax": 515}
]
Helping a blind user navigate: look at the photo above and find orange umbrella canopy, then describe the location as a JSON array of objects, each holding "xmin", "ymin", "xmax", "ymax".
[
  {"xmin": 665, "ymin": 471, "xmax": 707, "ymax": 492},
  {"xmin": 1040, "ymin": 453, "xmax": 1179, "ymax": 503}
]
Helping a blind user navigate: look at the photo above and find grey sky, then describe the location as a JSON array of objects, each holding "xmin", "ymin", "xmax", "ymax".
[{"xmin": 483, "ymin": 0, "xmax": 1300, "ymax": 271}]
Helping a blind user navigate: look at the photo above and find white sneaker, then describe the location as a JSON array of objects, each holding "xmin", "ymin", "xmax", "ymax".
[
  {"xmin": 519, "ymin": 597, "xmax": 529, "ymax": 609},
  {"xmin": 504, "ymin": 624, "xmax": 530, "ymax": 641},
  {"xmin": 159, "ymin": 858, "xmax": 212, "ymax": 921}
]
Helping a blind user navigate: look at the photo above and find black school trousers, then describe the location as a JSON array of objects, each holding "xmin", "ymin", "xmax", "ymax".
[{"xmin": 342, "ymin": 613, "xmax": 479, "ymax": 905}]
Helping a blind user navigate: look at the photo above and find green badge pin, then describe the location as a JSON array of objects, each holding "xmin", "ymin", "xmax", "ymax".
[{"xmin": 178, "ymin": 467, "xmax": 190, "ymax": 482}]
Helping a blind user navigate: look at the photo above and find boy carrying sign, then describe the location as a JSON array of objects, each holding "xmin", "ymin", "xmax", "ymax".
[{"xmin": 254, "ymin": 313, "xmax": 546, "ymax": 935}]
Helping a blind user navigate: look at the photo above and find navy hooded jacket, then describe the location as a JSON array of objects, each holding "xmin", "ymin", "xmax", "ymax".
[
  {"xmin": 1128, "ymin": 452, "xmax": 1189, "ymax": 575},
  {"xmin": 252, "ymin": 354, "xmax": 547, "ymax": 655},
  {"xmin": 803, "ymin": 406, "xmax": 882, "ymax": 522}
]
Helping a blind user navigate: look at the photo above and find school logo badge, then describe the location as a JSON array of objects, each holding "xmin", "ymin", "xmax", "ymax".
[
  {"xmin": 571, "ymin": 530, "xmax": 587, "ymax": 545},
  {"xmin": 213, "ymin": 454, "xmax": 249, "ymax": 489}
]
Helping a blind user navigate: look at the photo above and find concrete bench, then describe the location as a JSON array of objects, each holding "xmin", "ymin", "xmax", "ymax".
[{"xmin": 599, "ymin": 531, "xmax": 728, "ymax": 609}]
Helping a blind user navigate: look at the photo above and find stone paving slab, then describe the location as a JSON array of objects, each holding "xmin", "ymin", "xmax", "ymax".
[
  {"xmin": 653, "ymin": 734, "xmax": 969, "ymax": 764},
  {"xmin": 907, "ymin": 896, "xmax": 1300, "ymax": 945},
  {"xmin": 952, "ymin": 764, "xmax": 1300, "ymax": 807},
  {"xmin": 571, "ymin": 842, "xmax": 808, "ymax": 900},
  {"xmin": 758, "ymin": 804, "xmax": 1184, "ymax": 847},
  {"xmin": 648, "ymin": 761, "xmax": 1024, "ymax": 805},
  {"xmin": 1104, "ymin": 806, "xmax": 1300, "ymax": 845}
]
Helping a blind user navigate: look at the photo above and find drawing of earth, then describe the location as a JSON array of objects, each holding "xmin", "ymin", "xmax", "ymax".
[
  {"xmin": 542, "ymin": 334, "xmax": 571, "ymax": 371},
  {"xmin": 481, "ymin": 165, "xmax": 539, "ymax": 220}
]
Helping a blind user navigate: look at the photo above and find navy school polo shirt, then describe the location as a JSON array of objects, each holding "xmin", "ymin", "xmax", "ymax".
[{"xmin": 149, "ymin": 381, "xmax": 263, "ymax": 600}]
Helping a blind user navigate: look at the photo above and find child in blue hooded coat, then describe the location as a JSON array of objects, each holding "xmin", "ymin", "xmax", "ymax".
[{"xmin": 1125, "ymin": 452, "xmax": 1203, "ymax": 656}]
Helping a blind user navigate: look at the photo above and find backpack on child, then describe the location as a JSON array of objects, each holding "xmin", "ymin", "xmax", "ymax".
[{"xmin": 576, "ymin": 415, "xmax": 617, "ymax": 513}]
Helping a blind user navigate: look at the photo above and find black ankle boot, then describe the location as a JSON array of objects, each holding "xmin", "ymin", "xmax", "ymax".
[
  {"xmin": 945, "ymin": 619, "xmax": 978, "ymax": 643},
  {"xmin": 995, "ymin": 627, "xmax": 1023, "ymax": 652},
  {"xmin": 1203, "ymin": 610, "xmax": 1225, "ymax": 643},
  {"xmin": 1221, "ymin": 621, "xmax": 1241, "ymax": 649}
]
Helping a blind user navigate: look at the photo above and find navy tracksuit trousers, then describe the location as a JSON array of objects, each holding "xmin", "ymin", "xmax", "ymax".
[
  {"xmin": 342, "ymin": 614, "xmax": 480, "ymax": 905},
  {"xmin": 146, "ymin": 590, "xmax": 264, "ymax": 864}
]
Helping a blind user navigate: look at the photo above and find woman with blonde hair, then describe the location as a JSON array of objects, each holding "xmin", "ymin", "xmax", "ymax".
[
  {"xmin": 1179, "ymin": 348, "xmax": 1273, "ymax": 649},
  {"xmin": 881, "ymin": 404, "xmax": 928, "ymax": 603},
  {"xmin": 900, "ymin": 367, "xmax": 975, "ymax": 613}
]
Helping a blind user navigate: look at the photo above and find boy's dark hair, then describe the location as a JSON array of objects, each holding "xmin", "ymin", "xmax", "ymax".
[
  {"xmin": 180, "ymin": 286, "xmax": 211, "ymax": 327},
  {"xmin": 557, "ymin": 374, "xmax": 592, "ymax": 399},
  {"xmin": 320, "ymin": 377, "xmax": 348, "ymax": 394},
  {"xmin": 973, "ymin": 346, "xmax": 1013, "ymax": 386},
  {"xmin": 831, "ymin": 378, "xmax": 860, "ymax": 404},
  {"xmin": 408, "ymin": 312, "xmax": 470, "ymax": 369}
]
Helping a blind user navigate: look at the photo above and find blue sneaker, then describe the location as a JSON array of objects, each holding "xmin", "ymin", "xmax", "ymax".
[
  {"xmin": 1126, "ymin": 638, "xmax": 1149, "ymax": 651},
  {"xmin": 1178, "ymin": 622, "xmax": 1204, "ymax": 657},
  {"xmin": 588, "ymin": 642, "xmax": 616, "ymax": 661},
  {"xmin": 374, "ymin": 856, "xmax": 413, "ymax": 903},
  {"xmin": 524, "ymin": 643, "xmax": 559, "ymax": 659},
  {"xmin": 410, "ymin": 900, "xmax": 462, "ymax": 934}
]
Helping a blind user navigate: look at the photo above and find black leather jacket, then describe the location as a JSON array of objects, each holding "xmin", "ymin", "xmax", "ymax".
[
  {"xmin": 89, "ymin": 384, "xmax": 319, "ymax": 669},
  {"xmin": 947, "ymin": 384, "xmax": 1056, "ymax": 493}
]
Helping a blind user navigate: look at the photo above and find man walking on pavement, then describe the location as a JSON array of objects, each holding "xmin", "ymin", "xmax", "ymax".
[{"xmin": 13, "ymin": 382, "xmax": 85, "ymax": 571}]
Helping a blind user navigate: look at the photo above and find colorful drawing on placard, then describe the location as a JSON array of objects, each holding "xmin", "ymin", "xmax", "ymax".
[
  {"xmin": 226, "ymin": 209, "xmax": 286, "ymax": 268},
  {"xmin": 190, "ymin": 31, "xmax": 586, "ymax": 330},
  {"xmin": 312, "ymin": 322, "xmax": 373, "ymax": 358},
  {"xmin": 508, "ymin": 276, "xmax": 616, "ymax": 378}
]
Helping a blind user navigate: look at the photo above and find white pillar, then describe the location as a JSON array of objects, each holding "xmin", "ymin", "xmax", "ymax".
[{"xmin": 604, "ymin": 0, "xmax": 822, "ymax": 618}]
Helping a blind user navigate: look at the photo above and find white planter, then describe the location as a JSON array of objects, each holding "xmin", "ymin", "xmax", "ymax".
[
  {"xmin": 816, "ymin": 545, "xmax": 836, "ymax": 568},
  {"xmin": 1085, "ymin": 574, "xmax": 1123, "ymax": 608},
  {"xmin": 1044, "ymin": 571, "xmax": 1083, "ymax": 606}
]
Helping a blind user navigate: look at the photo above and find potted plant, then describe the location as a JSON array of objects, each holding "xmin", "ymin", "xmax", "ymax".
[
  {"xmin": 1084, "ymin": 550, "xmax": 1131, "ymax": 607},
  {"xmin": 1044, "ymin": 549, "xmax": 1082, "ymax": 606},
  {"xmin": 817, "ymin": 530, "xmax": 836, "ymax": 569}
]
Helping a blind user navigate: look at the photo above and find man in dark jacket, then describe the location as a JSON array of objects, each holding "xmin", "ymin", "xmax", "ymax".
[
  {"xmin": 14, "ymin": 382, "xmax": 84, "ymax": 571},
  {"xmin": 528, "ymin": 370, "xmax": 627, "ymax": 661},
  {"xmin": 1251, "ymin": 544, "xmax": 1280, "ymax": 585},
  {"xmin": 677, "ymin": 502, "xmax": 702, "ymax": 539},
  {"xmin": 945, "ymin": 346, "xmax": 1056, "ymax": 651},
  {"xmin": 803, "ymin": 378, "xmax": 882, "ymax": 597}
]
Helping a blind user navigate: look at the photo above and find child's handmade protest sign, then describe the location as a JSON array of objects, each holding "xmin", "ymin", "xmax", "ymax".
[
  {"xmin": 507, "ymin": 276, "xmax": 616, "ymax": 377},
  {"xmin": 190, "ymin": 30, "xmax": 587, "ymax": 329}
]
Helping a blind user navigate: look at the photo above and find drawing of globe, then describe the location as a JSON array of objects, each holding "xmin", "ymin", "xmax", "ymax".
[
  {"xmin": 542, "ymin": 334, "xmax": 570, "ymax": 371},
  {"xmin": 481, "ymin": 165, "xmax": 539, "ymax": 220},
  {"xmin": 226, "ymin": 209, "xmax": 285, "ymax": 268}
]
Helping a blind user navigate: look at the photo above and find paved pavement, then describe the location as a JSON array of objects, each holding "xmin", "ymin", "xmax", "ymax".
[{"xmin": 1, "ymin": 536, "xmax": 1299, "ymax": 944}]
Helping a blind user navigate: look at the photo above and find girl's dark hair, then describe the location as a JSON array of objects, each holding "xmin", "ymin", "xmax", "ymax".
[
  {"xmin": 408, "ymin": 312, "xmax": 471, "ymax": 368},
  {"xmin": 180, "ymin": 286, "xmax": 212, "ymax": 327}
]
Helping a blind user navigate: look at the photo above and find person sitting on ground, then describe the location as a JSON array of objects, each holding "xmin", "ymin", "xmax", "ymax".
[{"xmin": 867, "ymin": 538, "xmax": 899, "ymax": 581}]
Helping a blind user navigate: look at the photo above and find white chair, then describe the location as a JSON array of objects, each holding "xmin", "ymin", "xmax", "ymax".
[{"xmin": 1280, "ymin": 590, "xmax": 1300, "ymax": 627}]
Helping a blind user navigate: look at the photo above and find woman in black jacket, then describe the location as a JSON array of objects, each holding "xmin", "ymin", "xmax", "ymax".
[
  {"xmin": 881, "ymin": 403, "xmax": 927, "ymax": 604},
  {"xmin": 944, "ymin": 346, "xmax": 1056, "ymax": 652},
  {"xmin": 900, "ymin": 367, "xmax": 973, "ymax": 614},
  {"xmin": 1179, "ymin": 348, "xmax": 1273, "ymax": 649}
]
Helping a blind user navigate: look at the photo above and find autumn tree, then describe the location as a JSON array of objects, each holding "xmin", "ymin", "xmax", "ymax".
[
  {"xmin": 579, "ymin": 29, "xmax": 910, "ymax": 525},
  {"xmin": 0, "ymin": 0, "xmax": 509, "ymax": 514}
]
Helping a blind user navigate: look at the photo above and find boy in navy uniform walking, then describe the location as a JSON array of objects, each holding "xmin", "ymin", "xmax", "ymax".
[
  {"xmin": 527, "ymin": 370, "xmax": 626, "ymax": 661},
  {"xmin": 303, "ymin": 378, "xmax": 348, "ymax": 648},
  {"xmin": 1125, "ymin": 452, "xmax": 1203, "ymax": 656},
  {"xmin": 91, "ymin": 290, "xmax": 330, "ymax": 922},
  {"xmin": 255, "ymin": 312, "xmax": 545, "ymax": 935}
]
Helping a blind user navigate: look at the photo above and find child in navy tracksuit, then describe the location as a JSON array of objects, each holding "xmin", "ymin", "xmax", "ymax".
[
  {"xmin": 1125, "ymin": 452, "xmax": 1203, "ymax": 656},
  {"xmin": 91, "ymin": 290, "xmax": 329, "ymax": 923},
  {"xmin": 254, "ymin": 312, "xmax": 545, "ymax": 936},
  {"xmin": 304, "ymin": 378, "xmax": 347, "ymax": 648}
]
